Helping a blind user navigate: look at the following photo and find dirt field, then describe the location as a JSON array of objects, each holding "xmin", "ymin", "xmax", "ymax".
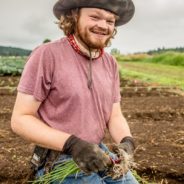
[{"xmin": 0, "ymin": 76, "xmax": 184, "ymax": 184}]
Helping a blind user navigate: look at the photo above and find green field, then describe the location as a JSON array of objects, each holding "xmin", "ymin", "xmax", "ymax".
[
  {"xmin": 0, "ymin": 53, "xmax": 184, "ymax": 90},
  {"xmin": 116, "ymin": 52, "xmax": 184, "ymax": 66},
  {"xmin": 119, "ymin": 61, "xmax": 184, "ymax": 90},
  {"xmin": 0, "ymin": 56, "xmax": 26, "ymax": 76},
  {"xmin": 115, "ymin": 51, "xmax": 184, "ymax": 90}
]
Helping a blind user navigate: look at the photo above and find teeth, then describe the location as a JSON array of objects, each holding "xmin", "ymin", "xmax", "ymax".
[{"xmin": 93, "ymin": 31, "xmax": 106, "ymax": 35}]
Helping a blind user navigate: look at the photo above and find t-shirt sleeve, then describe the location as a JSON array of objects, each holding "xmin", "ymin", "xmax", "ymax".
[
  {"xmin": 17, "ymin": 45, "xmax": 54, "ymax": 102},
  {"xmin": 112, "ymin": 56, "xmax": 121, "ymax": 103}
]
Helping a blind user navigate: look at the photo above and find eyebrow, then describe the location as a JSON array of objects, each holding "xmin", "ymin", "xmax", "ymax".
[{"xmin": 89, "ymin": 9, "xmax": 117, "ymax": 20}]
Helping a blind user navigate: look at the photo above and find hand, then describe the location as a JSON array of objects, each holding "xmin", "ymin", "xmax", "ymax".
[
  {"xmin": 62, "ymin": 135, "xmax": 111, "ymax": 173},
  {"xmin": 102, "ymin": 137, "xmax": 135, "ymax": 179},
  {"xmin": 119, "ymin": 136, "xmax": 135, "ymax": 157},
  {"xmin": 117, "ymin": 136, "xmax": 135, "ymax": 173}
]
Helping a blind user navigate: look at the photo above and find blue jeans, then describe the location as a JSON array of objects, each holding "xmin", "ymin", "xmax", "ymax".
[{"xmin": 36, "ymin": 143, "xmax": 139, "ymax": 184}]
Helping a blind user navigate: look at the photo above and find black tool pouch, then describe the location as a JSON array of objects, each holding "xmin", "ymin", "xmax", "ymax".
[
  {"xmin": 29, "ymin": 145, "xmax": 61, "ymax": 179},
  {"xmin": 30, "ymin": 145, "xmax": 50, "ymax": 175},
  {"xmin": 44, "ymin": 150, "xmax": 61, "ymax": 174}
]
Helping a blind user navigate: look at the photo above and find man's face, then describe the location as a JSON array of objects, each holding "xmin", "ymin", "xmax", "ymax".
[{"xmin": 75, "ymin": 8, "xmax": 116, "ymax": 49}]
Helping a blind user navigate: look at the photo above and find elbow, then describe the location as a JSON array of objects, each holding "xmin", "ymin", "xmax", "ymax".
[{"xmin": 11, "ymin": 113, "xmax": 20, "ymax": 134}]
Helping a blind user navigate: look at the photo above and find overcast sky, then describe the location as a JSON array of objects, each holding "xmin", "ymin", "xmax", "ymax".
[{"xmin": 0, "ymin": 0, "xmax": 183, "ymax": 54}]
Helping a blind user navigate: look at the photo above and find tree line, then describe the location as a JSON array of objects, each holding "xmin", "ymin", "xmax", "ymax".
[
  {"xmin": 0, "ymin": 39, "xmax": 51, "ymax": 56},
  {"xmin": 147, "ymin": 47, "xmax": 184, "ymax": 55},
  {"xmin": 0, "ymin": 45, "xmax": 183, "ymax": 57},
  {"xmin": 111, "ymin": 47, "xmax": 184, "ymax": 56},
  {"xmin": 0, "ymin": 46, "xmax": 31, "ymax": 56},
  {"xmin": 135, "ymin": 47, "xmax": 184, "ymax": 55}
]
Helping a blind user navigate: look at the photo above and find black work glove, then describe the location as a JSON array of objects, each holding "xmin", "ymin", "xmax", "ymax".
[
  {"xmin": 112, "ymin": 136, "xmax": 136, "ymax": 177},
  {"xmin": 62, "ymin": 135, "xmax": 111, "ymax": 173},
  {"xmin": 119, "ymin": 136, "xmax": 135, "ymax": 156}
]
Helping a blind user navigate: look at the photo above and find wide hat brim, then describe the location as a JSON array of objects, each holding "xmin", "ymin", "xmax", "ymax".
[{"xmin": 53, "ymin": 0, "xmax": 135, "ymax": 26}]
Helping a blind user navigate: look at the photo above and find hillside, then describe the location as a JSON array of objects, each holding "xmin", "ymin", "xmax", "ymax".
[{"xmin": 0, "ymin": 46, "xmax": 31, "ymax": 56}]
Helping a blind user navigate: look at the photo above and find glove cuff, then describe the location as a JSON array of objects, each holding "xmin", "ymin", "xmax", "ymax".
[
  {"xmin": 120, "ymin": 136, "xmax": 136, "ymax": 152},
  {"xmin": 62, "ymin": 135, "xmax": 79, "ymax": 155}
]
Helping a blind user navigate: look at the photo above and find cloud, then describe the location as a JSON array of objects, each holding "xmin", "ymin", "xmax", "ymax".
[
  {"xmin": 111, "ymin": 0, "xmax": 184, "ymax": 53},
  {"xmin": 0, "ymin": 0, "xmax": 62, "ymax": 49},
  {"xmin": 0, "ymin": 0, "xmax": 184, "ymax": 53}
]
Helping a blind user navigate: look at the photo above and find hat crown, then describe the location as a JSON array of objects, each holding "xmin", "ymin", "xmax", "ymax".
[{"xmin": 53, "ymin": 0, "xmax": 135, "ymax": 26}]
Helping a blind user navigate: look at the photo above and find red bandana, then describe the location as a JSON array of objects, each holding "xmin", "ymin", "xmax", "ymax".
[{"xmin": 67, "ymin": 34, "xmax": 104, "ymax": 59}]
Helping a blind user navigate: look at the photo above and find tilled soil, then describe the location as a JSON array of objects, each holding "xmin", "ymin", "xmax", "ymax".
[{"xmin": 0, "ymin": 77, "xmax": 184, "ymax": 184}]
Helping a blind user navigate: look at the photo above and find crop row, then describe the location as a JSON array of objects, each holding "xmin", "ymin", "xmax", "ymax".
[{"xmin": 0, "ymin": 57, "xmax": 26, "ymax": 76}]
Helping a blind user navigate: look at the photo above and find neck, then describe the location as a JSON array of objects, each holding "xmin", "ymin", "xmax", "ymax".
[{"xmin": 73, "ymin": 34, "xmax": 100, "ymax": 58}]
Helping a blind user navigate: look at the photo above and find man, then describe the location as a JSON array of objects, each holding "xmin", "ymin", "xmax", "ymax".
[{"xmin": 11, "ymin": 0, "xmax": 138, "ymax": 183}]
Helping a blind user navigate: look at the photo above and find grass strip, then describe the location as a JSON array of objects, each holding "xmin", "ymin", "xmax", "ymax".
[{"xmin": 119, "ymin": 65, "xmax": 184, "ymax": 90}]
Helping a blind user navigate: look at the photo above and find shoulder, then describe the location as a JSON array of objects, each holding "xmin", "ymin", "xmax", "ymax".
[
  {"xmin": 31, "ymin": 37, "xmax": 69, "ymax": 56},
  {"xmin": 102, "ymin": 51, "xmax": 119, "ymax": 69},
  {"xmin": 103, "ymin": 51, "xmax": 117, "ymax": 62}
]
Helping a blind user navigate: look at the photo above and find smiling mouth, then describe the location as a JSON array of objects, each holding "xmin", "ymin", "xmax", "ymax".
[{"xmin": 91, "ymin": 31, "xmax": 108, "ymax": 36}]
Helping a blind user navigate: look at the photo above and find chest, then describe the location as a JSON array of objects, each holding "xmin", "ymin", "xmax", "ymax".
[{"xmin": 50, "ymin": 55, "xmax": 114, "ymax": 106}]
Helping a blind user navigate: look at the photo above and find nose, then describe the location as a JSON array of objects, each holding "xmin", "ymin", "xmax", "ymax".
[{"xmin": 97, "ymin": 19, "xmax": 108, "ymax": 29}]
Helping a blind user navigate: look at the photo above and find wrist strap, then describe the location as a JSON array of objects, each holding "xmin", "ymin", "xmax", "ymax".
[{"xmin": 120, "ymin": 136, "xmax": 135, "ymax": 151}]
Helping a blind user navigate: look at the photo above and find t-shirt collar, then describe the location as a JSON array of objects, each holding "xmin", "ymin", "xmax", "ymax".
[{"xmin": 67, "ymin": 34, "xmax": 104, "ymax": 59}]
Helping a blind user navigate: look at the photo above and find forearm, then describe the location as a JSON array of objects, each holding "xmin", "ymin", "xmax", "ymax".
[
  {"xmin": 11, "ymin": 115, "xmax": 70, "ymax": 151},
  {"xmin": 108, "ymin": 114, "xmax": 132, "ymax": 144}
]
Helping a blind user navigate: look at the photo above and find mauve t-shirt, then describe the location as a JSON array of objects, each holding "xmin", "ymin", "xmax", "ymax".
[{"xmin": 17, "ymin": 37, "xmax": 121, "ymax": 144}]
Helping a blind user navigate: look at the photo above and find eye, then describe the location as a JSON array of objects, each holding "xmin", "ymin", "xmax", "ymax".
[
  {"xmin": 90, "ymin": 15, "xmax": 100, "ymax": 20},
  {"xmin": 107, "ymin": 20, "xmax": 115, "ymax": 25}
]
